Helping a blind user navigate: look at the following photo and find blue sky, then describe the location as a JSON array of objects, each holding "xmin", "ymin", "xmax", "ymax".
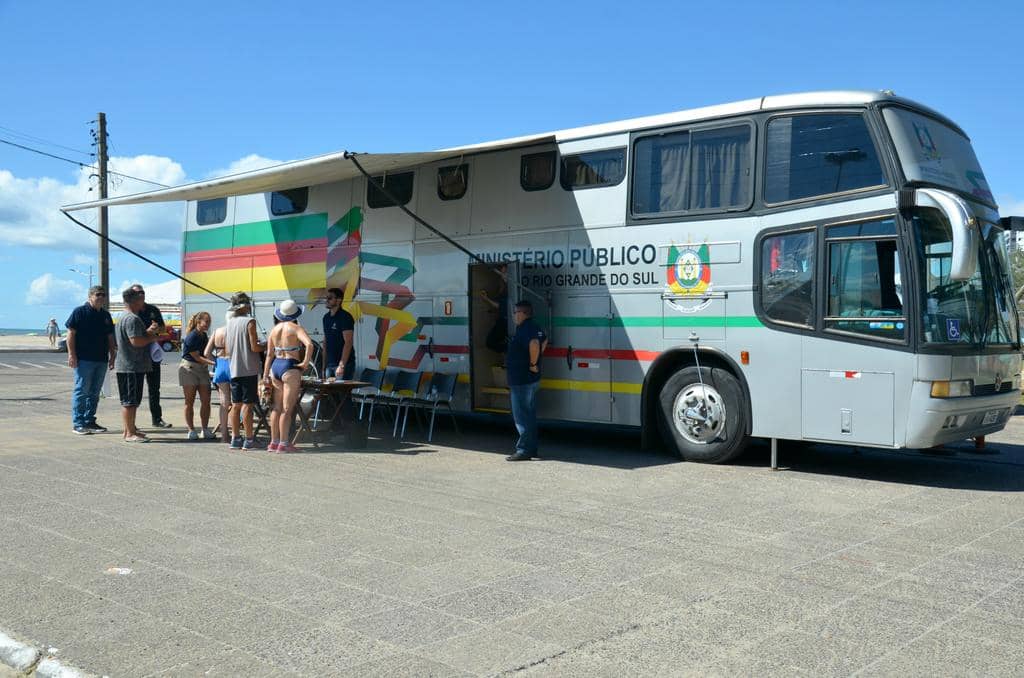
[{"xmin": 1, "ymin": 0, "xmax": 1022, "ymax": 328}]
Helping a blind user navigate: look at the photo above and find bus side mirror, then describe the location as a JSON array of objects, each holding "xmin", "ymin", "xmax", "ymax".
[{"xmin": 913, "ymin": 188, "xmax": 978, "ymax": 281}]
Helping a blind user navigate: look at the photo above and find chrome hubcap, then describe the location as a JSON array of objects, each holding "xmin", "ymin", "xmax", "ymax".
[{"xmin": 672, "ymin": 383, "xmax": 726, "ymax": 445}]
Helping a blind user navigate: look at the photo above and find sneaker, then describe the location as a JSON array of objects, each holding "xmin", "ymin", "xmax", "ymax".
[
  {"xmin": 229, "ymin": 437, "xmax": 243, "ymax": 450},
  {"xmin": 277, "ymin": 443, "xmax": 300, "ymax": 453},
  {"xmin": 186, "ymin": 430, "xmax": 199, "ymax": 441},
  {"xmin": 72, "ymin": 426, "xmax": 92, "ymax": 435},
  {"xmin": 153, "ymin": 419, "xmax": 173, "ymax": 429},
  {"xmin": 267, "ymin": 441, "xmax": 281, "ymax": 452},
  {"xmin": 201, "ymin": 428, "xmax": 217, "ymax": 441},
  {"xmin": 242, "ymin": 438, "xmax": 256, "ymax": 450},
  {"xmin": 84, "ymin": 422, "xmax": 107, "ymax": 433}
]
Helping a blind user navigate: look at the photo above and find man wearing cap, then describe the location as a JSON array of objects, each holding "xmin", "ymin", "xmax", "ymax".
[
  {"xmin": 65, "ymin": 285, "xmax": 116, "ymax": 435},
  {"xmin": 115, "ymin": 287, "xmax": 158, "ymax": 442},
  {"xmin": 130, "ymin": 283, "xmax": 172, "ymax": 429},
  {"xmin": 505, "ymin": 300, "xmax": 547, "ymax": 461},
  {"xmin": 225, "ymin": 292, "xmax": 266, "ymax": 449}
]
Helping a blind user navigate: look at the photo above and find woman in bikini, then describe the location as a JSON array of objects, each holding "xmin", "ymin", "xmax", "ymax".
[
  {"xmin": 262, "ymin": 299, "xmax": 314, "ymax": 452},
  {"xmin": 203, "ymin": 311, "xmax": 234, "ymax": 442}
]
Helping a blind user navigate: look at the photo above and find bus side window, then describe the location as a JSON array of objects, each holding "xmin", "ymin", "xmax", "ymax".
[
  {"xmin": 761, "ymin": 230, "xmax": 815, "ymax": 327},
  {"xmin": 765, "ymin": 113, "xmax": 886, "ymax": 204}
]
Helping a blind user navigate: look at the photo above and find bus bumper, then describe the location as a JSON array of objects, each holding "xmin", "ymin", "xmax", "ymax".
[{"xmin": 905, "ymin": 383, "xmax": 1019, "ymax": 448}]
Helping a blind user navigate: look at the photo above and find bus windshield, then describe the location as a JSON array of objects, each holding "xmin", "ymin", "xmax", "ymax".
[
  {"xmin": 884, "ymin": 107, "xmax": 994, "ymax": 205},
  {"xmin": 913, "ymin": 210, "xmax": 1019, "ymax": 348}
]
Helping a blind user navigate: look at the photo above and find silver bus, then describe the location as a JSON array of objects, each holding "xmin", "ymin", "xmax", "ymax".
[{"xmin": 65, "ymin": 90, "xmax": 1023, "ymax": 463}]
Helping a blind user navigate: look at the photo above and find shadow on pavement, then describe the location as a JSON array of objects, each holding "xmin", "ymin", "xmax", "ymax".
[{"xmin": 735, "ymin": 437, "xmax": 1024, "ymax": 492}]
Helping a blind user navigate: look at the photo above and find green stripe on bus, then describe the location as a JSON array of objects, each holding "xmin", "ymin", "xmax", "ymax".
[
  {"xmin": 184, "ymin": 213, "xmax": 328, "ymax": 252},
  {"xmin": 551, "ymin": 316, "xmax": 763, "ymax": 328}
]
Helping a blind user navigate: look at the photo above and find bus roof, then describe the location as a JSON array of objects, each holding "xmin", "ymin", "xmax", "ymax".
[{"xmin": 62, "ymin": 90, "xmax": 952, "ymax": 213}]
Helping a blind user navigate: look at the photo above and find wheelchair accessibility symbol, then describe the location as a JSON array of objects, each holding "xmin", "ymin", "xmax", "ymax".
[{"xmin": 946, "ymin": 318, "xmax": 962, "ymax": 341}]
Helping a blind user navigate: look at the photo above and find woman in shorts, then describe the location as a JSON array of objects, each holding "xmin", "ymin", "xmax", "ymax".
[
  {"xmin": 203, "ymin": 312, "xmax": 233, "ymax": 442},
  {"xmin": 179, "ymin": 311, "xmax": 216, "ymax": 440},
  {"xmin": 262, "ymin": 299, "xmax": 314, "ymax": 452}
]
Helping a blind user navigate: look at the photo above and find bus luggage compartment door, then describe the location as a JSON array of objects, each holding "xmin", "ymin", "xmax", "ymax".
[
  {"xmin": 800, "ymin": 369, "xmax": 894, "ymax": 446},
  {"xmin": 563, "ymin": 295, "xmax": 612, "ymax": 422}
]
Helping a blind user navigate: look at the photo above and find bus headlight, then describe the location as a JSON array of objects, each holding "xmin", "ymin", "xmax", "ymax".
[
  {"xmin": 1014, "ymin": 374, "xmax": 1022, "ymax": 391},
  {"xmin": 930, "ymin": 380, "xmax": 974, "ymax": 398}
]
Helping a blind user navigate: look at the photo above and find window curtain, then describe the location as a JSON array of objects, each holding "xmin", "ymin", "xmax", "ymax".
[{"xmin": 689, "ymin": 127, "xmax": 750, "ymax": 210}]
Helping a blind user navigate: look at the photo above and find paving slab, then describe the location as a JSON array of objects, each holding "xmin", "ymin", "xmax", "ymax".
[{"xmin": 2, "ymin": 361, "xmax": 1024, "ymax": 675}]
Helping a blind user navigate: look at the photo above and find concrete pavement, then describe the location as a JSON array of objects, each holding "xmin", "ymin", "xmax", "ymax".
[{"xmin": 1, "ymin": 361, "xmax": 1023, "ymax": 676}]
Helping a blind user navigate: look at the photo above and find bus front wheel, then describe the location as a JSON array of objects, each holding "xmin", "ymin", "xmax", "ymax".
[{"xmin": 657, "ymin": 366, "xmax": 749, "ymax": 463}]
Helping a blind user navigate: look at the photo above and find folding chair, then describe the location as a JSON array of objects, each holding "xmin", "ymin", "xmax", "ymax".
[
  {"xmin": 398, "ymin": 372, "xmax": 460, "ymax": 442},
  {"xmin": 350, "ymin": 368, "xmax": 387, "ymax": 433},
  {"xmin": 377, "ymin": 370, "xmax": 423, "ymax": 437}
]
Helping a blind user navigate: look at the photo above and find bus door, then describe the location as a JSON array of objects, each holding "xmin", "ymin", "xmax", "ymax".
[
  {"xmin": 564, "ymin": 295, "xmax": 612, "ymax": 422},
  {"xmin": 800, "ymin": 217, "xmax": 902, "ymax": 446},
  {"xmin": 469, "ymin": 261, "xmax": 515, "ymax": 412}
]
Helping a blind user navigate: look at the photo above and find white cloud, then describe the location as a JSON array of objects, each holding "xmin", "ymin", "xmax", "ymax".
[
  {"xmin": 69, "ymin": 252, "xmax": 94, "ymax": 266},
  {"xmin": 0, "ymin": 154, "xmax": 186, "ymax": 253},
  {"xmin": 25, "ymin": 273, "xmax": 86, "ymax": 305},
  {"xmin": 205, "ymin": 154, "xmax": 283, "ymax": 179}
]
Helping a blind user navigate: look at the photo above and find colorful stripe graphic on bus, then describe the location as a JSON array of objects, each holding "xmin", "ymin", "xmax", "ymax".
[{"xmin": 320, "ymin": 206, "xmax": 418, "ymax": 368}]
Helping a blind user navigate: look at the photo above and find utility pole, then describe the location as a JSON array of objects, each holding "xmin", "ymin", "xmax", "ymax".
[{"xmin": 96, "ymin": 112, "xmax": 109, "ymax": 295}]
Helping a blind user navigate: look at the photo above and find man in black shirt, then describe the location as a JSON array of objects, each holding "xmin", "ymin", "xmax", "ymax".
[
  {"xmin": 322, "ymin": 287, "xmax": 356, "ymax": 379},
  {"xmin": 65, "ymin": 285, "xmax": 116, "ymax": 434},
  {"xmin": 130, "ymin": 284, "xmax": 171, "ymax": 428},
  {"xmin": 506, "ymin": 300, "xmax": 547, "ymax": 461}
]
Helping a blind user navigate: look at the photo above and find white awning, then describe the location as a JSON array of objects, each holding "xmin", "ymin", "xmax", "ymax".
[{"xmin": 61, "ymin": 133, "xmax": 555, "ymax": 212}]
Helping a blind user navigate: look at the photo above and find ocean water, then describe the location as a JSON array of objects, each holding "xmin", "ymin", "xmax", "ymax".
[{"xmin": 0, "ymin": 329, "xmax": 44, "ymax": 336}]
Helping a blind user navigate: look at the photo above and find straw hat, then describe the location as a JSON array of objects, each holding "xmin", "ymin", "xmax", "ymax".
[{"xmin": 274, "ymin": 299, "xmax": 302, "ymax": 322}]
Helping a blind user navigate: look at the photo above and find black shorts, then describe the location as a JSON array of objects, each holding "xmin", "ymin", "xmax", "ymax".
[
  {"xmin": 117, "ymin": 372, "xmax": 146, "ymax": 407},
  {"xmin": 230, "ymin": 375, "xmax": 259, "ymax": 404}
]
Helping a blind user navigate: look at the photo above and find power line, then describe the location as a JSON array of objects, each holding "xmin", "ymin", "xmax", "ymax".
[
  {"xmin": 0, "ymin": 124, "xmax": 93, "ymax": 157},
  {"xmin": 0, "ymin": 137, "xmax": 169, "ymax": 188}
]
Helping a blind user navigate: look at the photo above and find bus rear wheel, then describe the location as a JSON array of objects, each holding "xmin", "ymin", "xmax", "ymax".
[{"xmin": 657, "ymin": 366, "xmax": 749, "ymax": 463}]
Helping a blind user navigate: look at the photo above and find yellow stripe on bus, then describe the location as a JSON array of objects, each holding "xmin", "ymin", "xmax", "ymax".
[
  {"xmin": 540, "ymin": 379, "xmax": 643, "ymax": 395},
  {"xmin": 184, "ymin": 263, "xmax": 325, "ymax": 295}
]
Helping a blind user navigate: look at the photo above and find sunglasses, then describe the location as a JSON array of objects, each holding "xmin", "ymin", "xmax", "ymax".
[{"xmin": 93, "ymin": 292, "xmax": 107, "ymax": 297}]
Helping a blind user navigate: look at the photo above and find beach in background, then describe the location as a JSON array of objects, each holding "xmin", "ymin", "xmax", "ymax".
[{"xmin": 0, "ymin": 330, "xmax": 61, "ymax": 351}]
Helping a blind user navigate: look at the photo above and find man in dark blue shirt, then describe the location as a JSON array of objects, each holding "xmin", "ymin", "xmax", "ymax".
[
  {"xmin": 322, "ymin": 287, "xmax": 356, "ymax": 379},
  {"xmin": 506, "ymin": 300, "xmax": 547, "ymax": 461},
  {"xmin": 65, "ymin": 285, "xmax": 116, "ymax": 434}
]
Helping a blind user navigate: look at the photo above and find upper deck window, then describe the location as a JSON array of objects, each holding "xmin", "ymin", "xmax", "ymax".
[
  {"xmin": 521, "ymin": 151, "xmax": 556, "ymax": 191},
  {"xmin": 561, "ymin": 148, "xmax": 625, "ymax": 191},
  {"xmin": 270, "ymin": 187, "xmax": 309, "ymax": 216},
  {"xmin": 196, "ymin": 198, "xmax": 227, "ymax": 225},
  {"xmin": 437, "ymin": 164, "xmax": 468, "ymax": 201},
  {"xmin": 632, "ymin": 124, "xmax": 752, "ymax": 217},
  {"xmin": 367, "ymin": 171, "xmax": 414, "ymax": 208},
  {"xmin": 765, "ymin": 113, "xmax": 886, "ymax": 204}
]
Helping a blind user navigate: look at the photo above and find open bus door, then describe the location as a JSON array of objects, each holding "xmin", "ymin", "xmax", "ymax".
[{"xmin": 469, "ymin": 261, "xmax": 518, "ymax": 412}]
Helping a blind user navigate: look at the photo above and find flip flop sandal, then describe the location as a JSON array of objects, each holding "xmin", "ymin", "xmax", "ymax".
[{"xmin": 124, "ymin": 435, "xmax": 150, "ymax": 443}]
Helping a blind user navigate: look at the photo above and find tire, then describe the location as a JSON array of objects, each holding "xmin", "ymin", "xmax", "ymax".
[
  {"xmin": 161, "ymin": 341, "xmax": 174, "ymax": 351},
  {"xmin": 657, "ymin": 365, "xmax": 749, "ymax": 463}
]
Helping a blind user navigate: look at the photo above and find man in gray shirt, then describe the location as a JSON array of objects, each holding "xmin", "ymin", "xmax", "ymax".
[{"xmin": 116, "ymin": 287, "xmax": 158, "ymax": 442}]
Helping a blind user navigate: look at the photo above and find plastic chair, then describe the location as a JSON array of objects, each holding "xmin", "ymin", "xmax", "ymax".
[
  {"xmin": 350, "ymin": 368, "xmax": 387, "ymax": 433},
  {"xmin": 377, "ymin": 370, "xmax": 423, "ymax": 437},
  {"xmin": 398, "ymin": 372, "xmax": 460, "ymax": 442}
]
